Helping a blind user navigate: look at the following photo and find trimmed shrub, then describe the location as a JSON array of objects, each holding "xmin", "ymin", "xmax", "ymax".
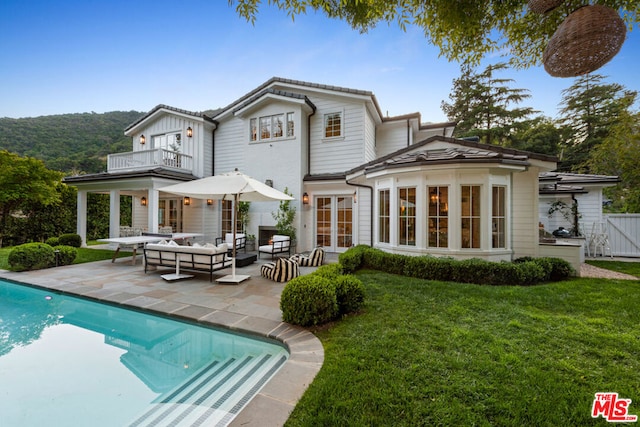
[
  {"xmin": 8, "ymin": 243, "xmax": 56, "ymax": 271},
  {"xmin": 45, "ymin": 237, "xmax": 60, "ymax": 247},
  {"xmin": 53, "ymin": 245, "xmax": 77, "ymax": 266},
  {"xmin": 59, "ymin": 233, "xmax": 82, "ymax": 248},
  {"xmin": 338, "ymin": 245, "xmax": 368, "ymax": 273},
  {"xmin": 540, "ymin": 257, "xmax": 576, "ymax": 280},
  {"xmin": 313, "ymin": 263, "xmax": 344, "ymax": 279},
  {"xmin": 280, "ymin": 275, "xmax": 338, "ymax": 326},
  {"xmin": 333, "ymin": 275, "xmax": 366, "ymax": 315},
  {"xmin": 404, "ymin": 256, "xmax": 456, "ymax": 282}
]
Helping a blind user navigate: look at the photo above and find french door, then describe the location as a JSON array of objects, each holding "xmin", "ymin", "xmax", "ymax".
[
  {"xmin": 158, "ymin": 199, "xmax": 182, "ymax": 232},
  {"xmin": 315, "ymin": 195, "xmax": 353, "ymax": 252}
]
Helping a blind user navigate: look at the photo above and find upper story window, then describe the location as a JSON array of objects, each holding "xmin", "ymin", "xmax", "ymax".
[
  {"xmin": 324, "ymin": 112, "xmax": 342, "ymax": 138},
  {"xmin": 250, "ymin": 112, "xmax": 294, "ymax": 142}
]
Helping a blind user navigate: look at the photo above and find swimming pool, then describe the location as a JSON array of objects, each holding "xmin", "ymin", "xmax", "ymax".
[{"xmin": 0, "ymin": 279, "xmax": 288, "ymax": 426}]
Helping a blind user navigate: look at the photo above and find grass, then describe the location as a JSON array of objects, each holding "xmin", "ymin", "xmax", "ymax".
[
  {"xmin": 286, "ymin": 270, "xmax": 640, "ymax": 426},
  {"xmin": 587, "ymin": 260, "xmax": 640, "ymax": 278},
  {"xmin": 0, "ymin": 246, "xmax": 131, "ymax": 270}
]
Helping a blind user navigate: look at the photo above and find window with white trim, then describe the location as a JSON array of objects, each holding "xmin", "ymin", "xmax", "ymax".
[
  {"xmin": 399, "ymin": 187, "xmax": 416, "ymax": 246},
  {"xmin": 250, "ymin": 112, "xmax": 294, "ymax": 142},
  {"xmin": 461, "ymin": 185, "xmax": 481, "ymax": 249},
  {"xmin": 428, "ymin": 186, "xmax": 448, "ymax": 248},
  {"xmin": 378, "ymin": 189, "xmax": 390, "ymax": 243},
  {"xmin": 492, "ymin": 186, "xmax": 506, "ymax": 248},
  {"xmin": 324, "ymin": 112, "xmax": 342, "ymax": 138}
]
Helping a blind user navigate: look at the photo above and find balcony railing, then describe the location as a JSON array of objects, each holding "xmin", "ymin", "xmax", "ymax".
[{"xmin": 107, "ymin": 149, "xmax": 194, "ymax": 173}]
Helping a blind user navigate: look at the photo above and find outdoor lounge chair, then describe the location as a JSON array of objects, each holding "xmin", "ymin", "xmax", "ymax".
[
  {"xmin": 215, "ymin": 233, "xmax": 246, "ymax": 253},
  {"xmin": 258, "ymin": 234, "xmax": 291, "ymax": 259},
  {"xmin": 290, "ymin": 247, "xmax": 325, "ymax": 267},
  {"xmin": 260, "ymin": 257, "xmax": 299, "ymax": 282}
]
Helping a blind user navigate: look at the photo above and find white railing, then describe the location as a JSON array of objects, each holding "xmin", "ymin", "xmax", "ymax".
[{"xmin": 107, "ymin": 149, "xmax": 193, "ymax": 173}]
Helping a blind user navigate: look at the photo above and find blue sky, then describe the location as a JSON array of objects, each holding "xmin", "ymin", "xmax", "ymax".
[{"xmin": 1, "ymin": 0, "xmax": 638, "ymax": 122}]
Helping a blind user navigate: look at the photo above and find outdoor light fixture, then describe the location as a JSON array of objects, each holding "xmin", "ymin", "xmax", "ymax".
[
  {"xmin": 265, "ymin": 179, "xmax": 273, "ymax": 187},
  {"xmin": 302, "ymin": 192, "xmax": 309, "ymax": 205},
  {"xmin": 140, "ymin": 196, "xmax": 147, "ymax": 207},
  {"xmin": 140, "ymin": 134, "xmax": 146, "ymax": 145},
  {"xmin": 207, "ymin": 199, "xmax": 213, "ymax": 205},
  {"xmin": 187, "ymin": 127, "xmax": 193, "ymax": 138},
  {"xmin": 353, "ymin": 191, "xmax": 357, "ymax": 204},
  {"xmin": 183, "ymin": 197, "xmax": 191, "ymax": 206}
]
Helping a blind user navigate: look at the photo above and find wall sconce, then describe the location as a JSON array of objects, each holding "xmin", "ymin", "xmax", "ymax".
[
  {"xmin": 265, "ymin": 179, "xmax": 273, "ymax": 187},
  {"xmin": 140, "ymin": 196, "xmax": 147, "ymax": 207},
  {"xmin": 207, "ymin": 199, "xmax": 213, "ymax": 205},
  {"xmin": 139, "ymin": 134, "xmax": 146, "ymax": 145},
  {"xmin": 302, "ymin": 192, "xmax": 309, "ymax": 205},
  {"xmin": 183, "ymin": 197, "xmax": 191, "ymax": 206},
  {"xmin": 353, "ymin": 191, "xmax": 357, "ymax": 204},
  {"xmin": 187, "ymin": 127, "xmax": 193, "ymax": 138}
]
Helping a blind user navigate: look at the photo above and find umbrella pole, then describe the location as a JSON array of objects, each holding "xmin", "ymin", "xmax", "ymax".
[{"xmin": 232, "ymin": 193, "xmax": 237, "ymax": 278}]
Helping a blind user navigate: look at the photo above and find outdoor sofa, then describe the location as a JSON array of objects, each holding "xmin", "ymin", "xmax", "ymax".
[{"xmin": 143, "ymin": 240, "xmax": 232, "ymax": 281}]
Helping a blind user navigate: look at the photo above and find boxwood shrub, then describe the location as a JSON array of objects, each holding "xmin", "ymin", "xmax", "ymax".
[
  {"xmin": 45, "ymin": 237, "xmax": 60, "ymax": 247},
  {"xmin": 53, "ymin": 245, "xmax": 78, "ymax": 266},
  {"xmin": 58, "ymin": 233, "xmax": 82, "ymax": 248},
  {"xmin": 333, "ymin": 274, "xmax": 366, "ymax": 315},
  {"xmin": 8, "ymin": 243, "xmax": 56, "ymax": 271},
  {"xmin": 340, "ymin": 246, "xmax": 574, "ymax": 286},
  {"xmin": 280, "ymin": 275, "xmax": 338, "ymax": 326}
]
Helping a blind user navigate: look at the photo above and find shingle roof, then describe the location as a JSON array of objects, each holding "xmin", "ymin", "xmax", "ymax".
[{"xmin": 124, "ymin": 104, "xmax": 216, "ymax": 132}]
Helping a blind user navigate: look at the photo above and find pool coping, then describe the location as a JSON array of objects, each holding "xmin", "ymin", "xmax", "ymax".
[{"xmin": 0, "ymin": 258, "xmax": 325, "ymax": 426}]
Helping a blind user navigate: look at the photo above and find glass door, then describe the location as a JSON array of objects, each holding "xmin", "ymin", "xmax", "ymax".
[
  {"xmin": 158, "ymin": 199, "xmax": 182, "ymax": 232},
  {"xmin": 315, "ymin": 195, "xmax": 353, "ymax": 252}
]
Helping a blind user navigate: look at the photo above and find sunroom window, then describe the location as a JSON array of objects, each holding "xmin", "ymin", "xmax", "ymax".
[
  {"xmin": 428, "ymin": 186, "xmax": 448, "ymax": 248},
  {"xmin": 378, "ymin": 189, "xmax": 390, "ymax": 243},
  {"xmin": 461, "ymin": 185, "xmax": 481, "ymax": 249},
  {"xmin": 492, "ymin": 186, "xmax": 506, "ymax": 248},
  {"xmin": 399, "ymin": 187, "xmax": 416, "ymax": 246}
]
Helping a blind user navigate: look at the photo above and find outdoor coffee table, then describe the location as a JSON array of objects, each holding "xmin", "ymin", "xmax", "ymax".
[{"xmin": 234, "ymin": 253, "xmax": 257, "ymax": 268}]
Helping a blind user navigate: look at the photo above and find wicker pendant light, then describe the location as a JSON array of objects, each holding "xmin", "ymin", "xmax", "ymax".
[
  {"xmin": 528, "ymin": 0, "xmax": 564, "ymax": 14},
  {"xmin": 543, "ymin": 5, "xmax": 626, "ymax": 77}
]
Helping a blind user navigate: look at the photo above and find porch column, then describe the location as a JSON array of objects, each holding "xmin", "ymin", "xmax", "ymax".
[
  {"xmin": 110, "ymin": 190, "xmax": 120, "ymax": 238},
  {"xmin": 148, "ymin": 189, "xmax": 159, "ymax": 233},
  {"xmin": 76, "ymin": 190, "xmax": 87, "ymax": 247}
]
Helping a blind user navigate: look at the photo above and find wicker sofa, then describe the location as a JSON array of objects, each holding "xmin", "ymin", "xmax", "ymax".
[{"xmin": 143, "ymin": 241, "xmax": 232, "ymax": 281}]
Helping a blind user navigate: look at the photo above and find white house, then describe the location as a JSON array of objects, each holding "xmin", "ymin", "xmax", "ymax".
[{"xmin": 65, "ymin": 77, "xmax": 576, "ymax": 264}]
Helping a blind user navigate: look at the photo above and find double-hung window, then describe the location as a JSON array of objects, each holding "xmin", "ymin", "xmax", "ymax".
[
  {"xmin": 492, "ymin": 186, "xmax": 506, "ymax": 248},
  {"xmin": 324, "ymin": 112, "xmax": 342, "ymax": 138}
]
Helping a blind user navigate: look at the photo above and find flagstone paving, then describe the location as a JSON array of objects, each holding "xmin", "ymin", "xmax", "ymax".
[{"xmin": 0, "ymin": 253, "xmax": 334, "ymax": 426}]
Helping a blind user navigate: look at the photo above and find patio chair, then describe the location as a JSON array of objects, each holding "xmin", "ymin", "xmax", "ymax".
[
  {"xmin": 258, "ymin": 234, "xmax": 291, "ymax": 259},
  {"xmin": 215, "ymin": 233, "xmax": 246, "ymax": 254},
  {"xmin": 290, "ymin": 247, "xmax": 325, "ymax": 267},
  {"xmin": 260, "ymin": 257, "xmax": 300, "ymax": 282}
]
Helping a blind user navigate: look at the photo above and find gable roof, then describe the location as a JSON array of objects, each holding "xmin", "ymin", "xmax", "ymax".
[
  {"xmin": 538, "ymin": 172, "xmax": 620, "ymax": 195},
  {"xmin": 232, "ymin": 87, "xmax": 316, "ymax": 116},
  {"xmin": 124, "ymin": 104, "xmax": 217, "ymax": 134},
  {"xmin": 213, "ymin": 77, "xmax": 384, "ymax": 120}
]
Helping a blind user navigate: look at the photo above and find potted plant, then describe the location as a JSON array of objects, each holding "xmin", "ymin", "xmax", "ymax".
[{"xmin": 246, "ymin": 234, "xmax": 256, "ymax": 252}]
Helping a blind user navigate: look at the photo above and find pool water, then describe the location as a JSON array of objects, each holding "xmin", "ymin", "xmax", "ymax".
[{"xmin": 0, "ymin": 280, "xmax": 288, "ymax": 426}]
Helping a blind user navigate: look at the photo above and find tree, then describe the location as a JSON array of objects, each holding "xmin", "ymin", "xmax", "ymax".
[
  {"xmin": 231, "ymin": 0, "xmax": 639, "ymax": 68},
  {"xmin": 589, "ymin": 111, "xmax": 640, "ymax": 212},
  {"xmin": 441, "ymin": 63, "xmax": 537, "ymax": 146},
  {"xmin": 511, "ymin": 116, "xmax": 562, "ymax": 156},
  {"xmin": 558, "ymin": 74, "xmax": 637, "ymax": 172},
  {"xmin": 0, "ymin": 151, "xmax": 62, "ymax": 246},
  {"xmin": 272, "ymin": 188, "xmax": 297, "ymax": 241}
]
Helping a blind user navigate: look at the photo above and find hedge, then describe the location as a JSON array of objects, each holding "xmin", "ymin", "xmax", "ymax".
[
  {"xmin": 339, "ymin": 246, "xmax": 575, "ymax": 286},
  {"xmin": 8, "ymin": 243, "xmax": 56, "ymax": 271}
]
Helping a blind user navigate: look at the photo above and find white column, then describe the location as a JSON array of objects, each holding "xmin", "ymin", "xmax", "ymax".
[
  {"xmin": 77, "ymin": 190, "xmax": 88, "ymax": 247},
  {"xmin": 149, "ymin": 189, "xmax": 160, "ymax": 233},
  {"xmin": 110, "ymin": 190, "xmax": 120, "ymax": 238}
]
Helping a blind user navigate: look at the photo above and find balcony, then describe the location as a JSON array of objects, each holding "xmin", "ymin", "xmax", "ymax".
[{"xmin": 107, "ymin": 149, "xmax": 194, "ymax": 173}]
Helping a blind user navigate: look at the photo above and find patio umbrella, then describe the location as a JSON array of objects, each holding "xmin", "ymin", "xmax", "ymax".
[{"xmin": 161, "ymin": 169, "xmax": 294, "ymax": 283}]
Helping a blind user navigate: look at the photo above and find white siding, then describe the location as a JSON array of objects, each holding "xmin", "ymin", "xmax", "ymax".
[
  {"xmin": 309, "ymin": 97, "xmax": 366, "ymax": 174},
  {"xmin": 364, "ymin": 108, "xmax": 377, "ymax": 163},
  {"xmin": 512, "ymin": 168, "xmax": 541, "ymax": 258},
  {"xmin": 376, "ymin": 121, "xmax": 409, "ymax": 158}
]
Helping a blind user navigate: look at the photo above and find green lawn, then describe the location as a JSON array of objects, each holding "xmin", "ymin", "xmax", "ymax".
[
  {"xmin": 287, "ymin": 270, "xmax": 640, "ymax": 426},
  {"xmin": 587, "ymin": 260, "xmax": 640, "ymax": 278},
  {"xmin": 0, "ymin": 246, "xmax": 130, "ymax": 270}
]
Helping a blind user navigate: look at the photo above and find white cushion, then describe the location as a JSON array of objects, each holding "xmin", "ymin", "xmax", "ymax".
[{"xmin": 167, "ymin": 240, "xmax": 179, "ymax": 247}]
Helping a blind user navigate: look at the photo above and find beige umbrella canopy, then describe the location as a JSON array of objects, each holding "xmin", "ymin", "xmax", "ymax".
[{"xmin": 161, "ymin": 169, "xmax": 294, "ymax": 282}]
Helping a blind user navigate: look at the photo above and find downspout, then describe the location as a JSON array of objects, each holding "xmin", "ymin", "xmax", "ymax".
[
  {"xmin": 571, "ymin": 193, "xmax": 580, "ymax": 237},
  {"xmin": 346, "ymin": 178, "xmax": 374, "ymax": 246},
  {"xmin": 407, "ymin": 119, "xmax": 410, "ymax": 147},
  {"xmin": 212, "ymin": 127, "xmax": 216, "ymax": 176},
  {"xmin": 307, "ymin": 106, "xmax": 316, "ymax": 176}
]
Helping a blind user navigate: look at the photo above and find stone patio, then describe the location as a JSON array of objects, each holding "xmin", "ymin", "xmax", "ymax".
[{"xmin": 0, "ymin": 252, "xmax": 334, "ymax": 426}]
